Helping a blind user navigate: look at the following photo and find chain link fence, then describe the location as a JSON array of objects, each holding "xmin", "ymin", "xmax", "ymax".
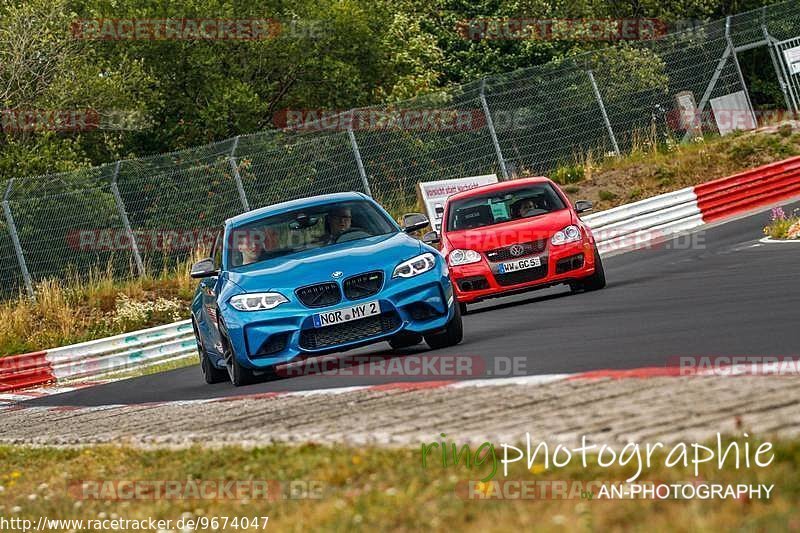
[{"xmin": 2, "ymin": 1, "xmax": 800, "ymax": 299}]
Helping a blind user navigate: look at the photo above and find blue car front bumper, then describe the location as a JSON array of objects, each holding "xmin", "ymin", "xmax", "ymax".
[{"xmin": 219, "ymin": 268, "xmax": 455, "ymax": 369}]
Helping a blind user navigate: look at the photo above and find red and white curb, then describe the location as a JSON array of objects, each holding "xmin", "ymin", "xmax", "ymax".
[
  {"xmin": 0, "ymin": 382, "xmax": 110, "ymax": 406},
  {"xmin": 587, "ymin": 155, "xmax": 800, "ymax": 256}
]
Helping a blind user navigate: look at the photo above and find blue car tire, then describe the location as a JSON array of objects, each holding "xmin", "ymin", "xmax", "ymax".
[
  {"xmin": 423, "ymin": 303, "xmax": 464, "ymax": 349},
  {"xmin": 194, "ymin": 320, "xmax": 227, "ymax": 384},
  {"xmin": 219, "ymin": 315, "xmax": 259, "ymax": 387}
]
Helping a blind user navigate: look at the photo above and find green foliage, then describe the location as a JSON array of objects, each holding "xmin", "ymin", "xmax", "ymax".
[
  {"xmin": 551, "ymin": 164, "xmax": 585, "ymax": 185},
  {"xmin": 727, "ymin": 132, "xmax": 799, "ymax": 166},
  {"xmin": 598, "ymin": 189, "xmax": 616, "ymax": 201},
  {"xmin": 0, "ymin": 0, "xmax": 790, "ymax": 179},
  {"xmin": 654, "ymin": 165, "xmax": 676, "ymax": 186}
]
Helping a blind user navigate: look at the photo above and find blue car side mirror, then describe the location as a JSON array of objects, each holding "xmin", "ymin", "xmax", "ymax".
[
  {"xmin": 402, "ymin": 213, "xmax": 430, "ymax": 233},
  {"xmin": 191, "ymin": 258, "xmax": 219, "ymax": 278}
]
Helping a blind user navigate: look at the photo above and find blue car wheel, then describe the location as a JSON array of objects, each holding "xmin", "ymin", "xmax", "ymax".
[
  {"xmin": 423, "ymin": 301, "xmax": 464, "ymax": 349},
  {"xmin": 219, "ymin": 315, "xmax": 259, "ymax": 387},
  {"xmin": 193, "ymin": 319, "xmax": 227, "ymax": 384}
]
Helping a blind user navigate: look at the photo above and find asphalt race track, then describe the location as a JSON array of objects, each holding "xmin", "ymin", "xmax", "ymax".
[{"xmin": 25, "ymin": 201, "xmax": 800, "ymax": 407}]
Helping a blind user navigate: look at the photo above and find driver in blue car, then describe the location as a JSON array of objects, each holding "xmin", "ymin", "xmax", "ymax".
[{"xmin": 321, "ymin": 206, "xmax": 353, "ymax": 244}]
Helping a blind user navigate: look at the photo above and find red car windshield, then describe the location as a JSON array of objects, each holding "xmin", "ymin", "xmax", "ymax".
[{"xmin": 446, "ymin": 183, "xmax": 566, "ymax": 231}]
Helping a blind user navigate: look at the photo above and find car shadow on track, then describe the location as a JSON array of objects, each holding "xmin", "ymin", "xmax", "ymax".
[{"xmin": 463, "ymin": 285, "xmax": 577, "ymax": 316}]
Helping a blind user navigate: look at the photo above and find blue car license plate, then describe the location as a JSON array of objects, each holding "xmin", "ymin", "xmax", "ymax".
[{"xmin": 313, "ymin": 300, "xmax": 380, "ymax": 328}]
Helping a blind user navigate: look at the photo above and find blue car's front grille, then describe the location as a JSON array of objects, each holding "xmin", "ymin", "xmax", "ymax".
[
  {"xmin": 295, "ymin": 282, "xmax": 341, "ymax": 308},
  {"xmin": 343, "ymin": 271, "xmax": 383, "ymax": 300},
  {"xmin": 299, "ymin": 312, "xmax": 401, "ymax": 350}
]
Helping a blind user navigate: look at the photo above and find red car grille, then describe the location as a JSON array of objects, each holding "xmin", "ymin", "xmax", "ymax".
[{"xmin": 485, "ymin": 240, "xmax": 547, "ymax": 262}]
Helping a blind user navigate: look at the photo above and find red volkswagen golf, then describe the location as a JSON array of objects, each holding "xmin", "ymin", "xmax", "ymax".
[{"xmin": 424, "ymin": 177, "xmax": 606, "ymax": 312}]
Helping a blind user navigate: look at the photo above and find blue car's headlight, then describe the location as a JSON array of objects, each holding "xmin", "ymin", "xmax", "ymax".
[
  {"xmin": 392, "ymin": 252, "xmax": 437, "ymax": 279},
  {"xmin": 229, "ymin": 292, "xmax": 288, "ymax": 311}
]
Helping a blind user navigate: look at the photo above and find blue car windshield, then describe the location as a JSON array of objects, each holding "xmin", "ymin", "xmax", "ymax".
[{"xmin": 227, "ymin": 200, "xmax": 397, "ymax": 268}]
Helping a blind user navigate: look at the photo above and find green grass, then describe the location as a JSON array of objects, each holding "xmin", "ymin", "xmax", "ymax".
[
  {"xmin": 0, "ymin": 436, "xmax": 798, "ymax": 531},
  {"xmin": 0, "ymin": 259, "xmax": 196, "ymax": 357},
  {"xmin": 598, "ymin": 190, "xmax": 617, "ymax": 202}
]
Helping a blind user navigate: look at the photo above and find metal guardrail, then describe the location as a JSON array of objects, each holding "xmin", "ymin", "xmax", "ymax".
[
  {"xmin": 584, "ymin": 187, "xmax": 703, "ymax": 255},
  {"xmin": 0, "ymin": 320, "xmax": 196, "ymax": 391},
  {"xmin": 48, "ymin": 320, "xmax": 196, "ymax": 381}
]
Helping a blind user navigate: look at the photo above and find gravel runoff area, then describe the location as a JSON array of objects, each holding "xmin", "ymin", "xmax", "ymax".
[{"xmin": 1, "ymin": 374, "xmax": 799, "ymax": 448}]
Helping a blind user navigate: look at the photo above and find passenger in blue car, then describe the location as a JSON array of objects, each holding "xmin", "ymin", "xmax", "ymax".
[{"xmin": 233, "ymin": 228, "xmax": 278, "ymax": 266}]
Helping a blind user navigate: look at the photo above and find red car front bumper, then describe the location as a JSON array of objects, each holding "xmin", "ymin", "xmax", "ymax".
[{"xmin": 450, "ymin": 238, "xmax": 596, "ymax": 303}]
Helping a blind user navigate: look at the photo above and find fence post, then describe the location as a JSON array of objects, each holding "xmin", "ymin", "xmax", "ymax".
[
  {"xmin": 761, "ymin": 18, "xmax": 795, "ymax": 113},
  {"xmin": 228, "ymin": 135, "xmax": 250, "ymax": 212},
  {"xmin": 2, "ymin": 180, "xmax": 34, "ymax": 299},
  {"xmin": 111, "ymin": 162, "xmax": 145, "ymax": 277},
  {"xmin": 763, "ymin": 29, "xmax": 799, "ymax": 113},
  {"xmin": 479, "ymin": 79, "xmax": 510, "ymax": 180},
  {"xmin": 726, "ymin": 16, "xmax": 758, "ymax": 128},
  {"xmin": 683, "ymin": 42, "xmax": 732, "ymax": 143},
  {"xmin": 346, "ymin": 112, "xmax": 372, "ymax": 196},
  {"xmin": 587, "ymin": 70, "xmax": 620, "ymax": 156}
]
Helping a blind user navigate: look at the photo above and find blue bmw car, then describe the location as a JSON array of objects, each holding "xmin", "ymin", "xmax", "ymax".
[{"xmin": 190, "ymin": 192, "xmax": 462, "ymax": 386}]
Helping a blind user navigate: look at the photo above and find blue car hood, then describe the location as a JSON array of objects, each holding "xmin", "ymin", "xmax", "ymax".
[{"xmin": 227, "ymin": 232, "xmax": 424, "ymax": 293}]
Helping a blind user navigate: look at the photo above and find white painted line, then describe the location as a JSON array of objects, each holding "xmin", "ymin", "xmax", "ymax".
[
  {"xmin": 448, "ymin": 374, "xmax": 570, "ymax": 388},
  {"xmin": 284, "ymin": 385, "xmax": 372, "ymax": 397},
  {"xmin": 759, "ymin": 236, "xmax": 800, "ymax": 244}
]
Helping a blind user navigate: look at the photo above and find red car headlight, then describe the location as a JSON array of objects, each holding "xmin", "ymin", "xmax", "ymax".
[
  {"xmin": 551, "ymin": 225, "xmax": 582, "ymax": 246},
  {"xmin": 448, "ymin": 249, "xmax": 482, "ymax": 266}
]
